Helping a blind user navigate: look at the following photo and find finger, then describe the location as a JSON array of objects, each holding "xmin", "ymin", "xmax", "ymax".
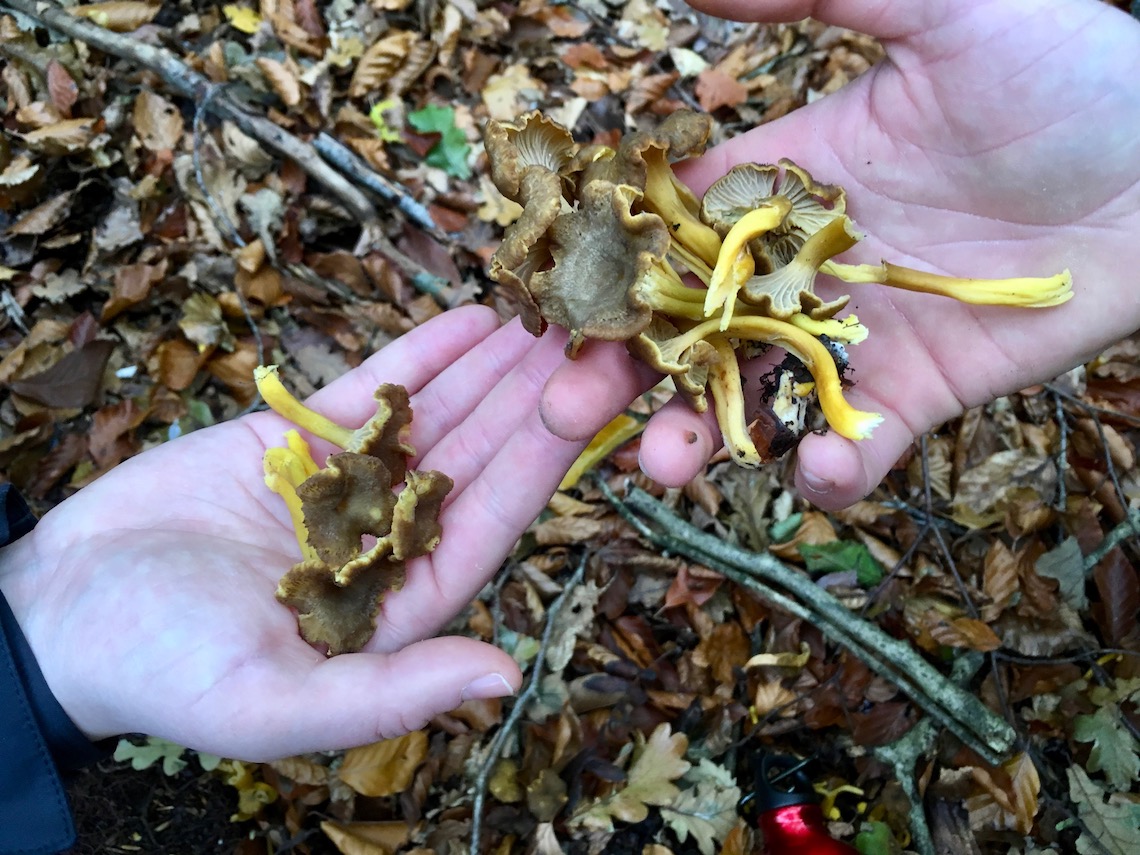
[
  {"xmin": 794, "ymin": 409, "xmax": 917, "ymax": 510},
  {"xmin": 306, "ymin": 305, "xmax": 504, "ymax": 425},
  {"xmin": 638, "ymin": 398, "xmax": 720, "ymax": 487},
  {"xmin": 409, "ymin": 317, "xmax": 544, "ymax": 454},
  {"xmin": 415, "ymin": 329, "xmax": 571, "ymax": 494},
  {"xmin": 204, "ymin": 637, "xmax": 521, "ymax": 761},
  {"xmin": 540, "ymin": 339, "xmax": 661, "ymax": 441},
  {"xmin": 377, "ymin": 409, "xmax": 586, "ymax": 648},
  {"xmin": 685, "ymin": 0, "xmax": 934, "ymax": 39}
]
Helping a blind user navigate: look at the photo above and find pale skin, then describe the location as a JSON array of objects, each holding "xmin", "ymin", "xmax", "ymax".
[
  {"xmin": 541, "ymin": 0, "xmax": 1140, "ymax": 510},
  {"xmin": 1, "ymin": 0, "xmax": 1137, "ymax": 767},
  {"xmin": 0, "ymin": 308, "xmax": 586, "ymax": 761}
]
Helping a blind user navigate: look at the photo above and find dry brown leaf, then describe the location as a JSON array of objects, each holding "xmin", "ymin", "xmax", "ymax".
[
  {"xmin": 337, "ymin": 731, "xmax": 429, "ymax": 797},
  {"xmin": 21, "ymin": 118, "xmax": 99, "ymax": 153},
  {"xmin": 768, "ymin": 511, "xmax": 837, "ymax": 560},
  {"xmin": 928, "ymin": 617, "xmax": 1002, "ymax": 652},
  {"xmin": 981, "ymin": 539, "xmax": 1021, "ymax": 621},
  {"xmin": 103, "ymin": 259, "xmax": 168, "ymax": 321},
  {"xmin": 320, "ymin": 820, "xmax": 411, "ymax": 855},
  {"xmin": 387, "ymin": 40, "xmax": 436, "ymax": 96},
  {"xmin": 482, "ymin": 63, "xmax": 544, "ymax": 121},
  {"xmin": 256, "ymin": 57, "xmax": 303, "ymax": 107},
  {"xmin": 6, "ymin": 191, "xmax": 74, "ymax": 236},
  {"xmin": 349, "ymin": 31, "xmax": 417, "ymax": 98},
  {"xmin": 133, "ymin": 91, "xmax": 183, "ymax": 151},
  {"xmin": 46, "ymin": 61, "xmax": 78, "ymax": 116},
  {"xmin": 8, "ymin": 340, "xmax": 114, "ymax": 408},
  {"xmin": 205, "ymin": 340, "xmax": 260, "ymax": 405},
  {"xmin": 694, "ymin": 69, "xmax": 749, "ymax": 113},
  {"xmin": 69, "ymin": 1, "xmax": 160, "ymax": 32},
  {"xmin": 966, "ymin": 753, "xmax": 1040, "ymax": 835},
  {"xmin": 89, "ymin": 398, "xmax": 147, "ymax": 469}
]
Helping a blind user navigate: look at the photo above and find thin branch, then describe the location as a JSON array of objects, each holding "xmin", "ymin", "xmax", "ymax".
[
  {"xmin": 600, "ymin": 480, "xmax": 1016, "ymax": 765},
  {"xmin": 1, "ymin": 0, "xmax": 445, "ymax": 294},
  {"xmin": 470, "ymin": 553, "xmax": 589, "ymax": 855},
  {"xmin": 1083, "ymin": 509, "xmax": 1140, "ymax": 573},
  {"xmin": 312, "ymin": 133, "xmax": 445, "ymax": 239}
]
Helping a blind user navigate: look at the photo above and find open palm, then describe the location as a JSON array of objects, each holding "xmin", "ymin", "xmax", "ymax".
[
  {"xmin": 542, "ymin": 0, "xmax": 1140, "ymax": 508},
  {"xmin": 0, "ymin": 307, "xmax": 583, "ymax": 761}
]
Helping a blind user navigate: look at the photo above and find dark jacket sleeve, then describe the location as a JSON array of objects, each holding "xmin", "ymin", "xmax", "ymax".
[{"xmin": 1, "ymin": 483, "xmax": 112, "ymax": 854}]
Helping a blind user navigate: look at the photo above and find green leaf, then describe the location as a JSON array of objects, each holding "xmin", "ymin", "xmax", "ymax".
[
  {"xmin": 799, "ymin": 540, "xmax": 884, "ymax": 586},
  {"xmin": 113, "ymin": 737, "xmax": 188, "ymax": 776},
  {"xmin": 407, "ymin": 104, "xmax": 471, "ymax": 179},
  {"xmin": 855, "ymin": 820, "xmax": 898, "ymax": 855},
  {"xmin": 1035, "ymin": 537, "xmax": 1087, "ymax": 610},
  {"xmin": 1072, "ymin": 706, "xmax": 1140, "ymax": 790},
  {"xmin": 1068, "ymin": 766, "xmax": 1140, "ymax": 854}
]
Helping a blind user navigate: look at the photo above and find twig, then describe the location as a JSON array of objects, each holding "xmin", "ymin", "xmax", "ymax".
[
  {"xmin": 604, "ymin": 482, "xmax": 1016, "ymax": 765},
  {"xmin": 1082, "ymin": 509, "xmax": 1140, "ymax": 573},
  {"xmin": 0, "ymin": 0, "xmax": 446, "ymax": 294},
  {"xmin": 469, "ymin": 553, "xmax": 589, "ymax": 855},
  {"xmin": 313, "ymin": 133, "xmax": 445, "ymax": 239},
  {"xmin": 1053, "ymin": 390, "xmax": 1069, "ymax": 511},
  {"xmin": 874, "ymin": 653, "xmax": 986, "ymax": 855}
]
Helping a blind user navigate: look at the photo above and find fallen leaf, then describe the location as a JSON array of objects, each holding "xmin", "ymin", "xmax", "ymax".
[
  {"xmin": 46, "ymin": 61, "xmax": 78, "ymax": 115},
  {"xmin": 6, "ymin": 190, "xmax": 74, "ymax": 236},
  {"xmin": 7, "ymin": 339, "xmax": 115, "ymax": 408},
  {"xmin": 1067, "ymin": 766, "xmax": 1140, "ymax": 854},
  {"xmin": 350, "ymin": 31, "xmax": 417, "ymax": 98},
  {"xmin": 222, "ymin": 3, "xmax": 262, "ymax": 34},
  {"xmin": 89, "ymin": 398, "xmax": 147, "ymax": 469},
  {"xmin": 134, "ymin": 91, "xmax": 184, "ymax": 151},
  {"xmin": 1072, "ymin": 706, "xmax": 1140, "ymax": 791},
  {"xmin": 69, "ymin": 1, "xmax": 161, "ymax": 31},
  {"xmin": 337, "ymin": 731, "xmax": 429, "ymax": 797},
  {"xmin": 257, "ymin": 57, "xmax": 303, "ymax": 107},
  {"xmin": 694, "ymin": 69, "xmax": 749, "ymax": 112},
  {"xmin": 320, "ymin": 820, "xmax": 411, "ymax": 855}
]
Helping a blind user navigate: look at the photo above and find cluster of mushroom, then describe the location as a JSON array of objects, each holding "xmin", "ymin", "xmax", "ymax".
[
  {"xmin": 254, "ymin": 366, "xmax": 453, "ymax": 655},
  {"xmin": 485, "ymin": 110, "xmax": 1073, "ymax": 466}
]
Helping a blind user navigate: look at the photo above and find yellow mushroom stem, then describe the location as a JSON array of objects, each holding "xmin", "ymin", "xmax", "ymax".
[
  {"xmin": 263, "ymin": 445, "xmax": 319, "ymax": 562},
  {"xmin": 667, "ymin": 243, "xmax": 714, "ymax": 285},
  {"xmin": 705, "ymin": 199, "xmax": 792, "ymax": 325},
  {"xmin": 641, "ymin": 160, "xmax": 723, "ymax": 269},
  {"xmin": 786, "ymin": 312, "xmax": 869, "ymax": 345},
  {"xmin": 821, "ymin": 261, "xmax": 1074, "ymax": 307},
  {"xmin": 706, "ymin": 335, "xmax": 763, "ymax": 468},
  {"xmin": 741, "ymin": 215, "xmax": 861, "ymax": 317},
  {"xmin": 635, "ymin": 264, "xmax": 708, "ymax": 320},
  {"xmin": 559, "ymin": 412, "xmax": 646, "ymax": 490},
  {"xmin": 662, "ymin": 316, "xmax": 883, "ymax": 440},
  {"xmin": 254, "ymin": 365, "xmax": 354, "ymax": 449}
]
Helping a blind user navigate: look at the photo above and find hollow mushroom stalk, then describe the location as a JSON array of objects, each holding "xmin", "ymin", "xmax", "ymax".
[
  {"xmin": 739, "ymin": 215, "xmax": 859, "ymax": 320},
  {"xmin": 705, "ymin": 335, "xmax": 766, "ymax": 467},
  {"xmin": 255, "ymin": 366, "xmax": 356, "ymax": 450},
  {"xmin": 704, "ymin": 198, "xmax": 792, "ymax": 328},
  {"xmin": 263, "ymin": 432, "xmax": 320, "ymax": 562},
  {"xmin": 820, "ymin": 260, "xmax": 1074, "ymax": 307},
  {"xmin": 656, "ymin": 316, "xmax": 883, "ymax": 441}
]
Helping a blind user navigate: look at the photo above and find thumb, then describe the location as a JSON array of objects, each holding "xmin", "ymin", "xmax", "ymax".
[
  {"xmin": 685, "ymin": 0, "xmax": 933, "ymax": 38},
  {"xmin": 230, "ymin": 636, "xmax": 521, "ymax": 761}
]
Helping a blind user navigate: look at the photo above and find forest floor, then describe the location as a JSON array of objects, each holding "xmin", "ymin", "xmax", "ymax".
[{"xmin": 0, "ymin": 1, "xmax": 1138, "ymax": 854}]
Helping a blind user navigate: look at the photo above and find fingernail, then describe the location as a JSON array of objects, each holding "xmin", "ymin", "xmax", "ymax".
[
  {"xmin": 461, "ymin": 673, "xmax": 515, "ymax": 701},
  {"xmin": 802, "ymin": 470, "xmax": 834, "ymax": 494}
]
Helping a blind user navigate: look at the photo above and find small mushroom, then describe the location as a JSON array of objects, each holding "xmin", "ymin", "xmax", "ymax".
[
  {"xmin": 704, "ymin": 198, "xmax": 792, "ymax": 327},
  {"xmin": 739, "ymin": 215, "xmax": 859, "ymax": 320},
  {"xmin": 483, "ymin": 111, "xmax": 578, "ymax": 202},
  {"xmin": 276, "ymin": 553, "xmax": 405, "ymax": 655},
  {"xmin": 386, "ymin": 469, "xmax": 454, "ymax": 562},
  {"xmin": 628, "ymin": 315, "xmax": 719, "ymax": 412},
  {"xmin": 254, "ymin": 367, "xmax": 416, "ymax": 478},
  {"xmin": 529, "ymin": 181, "xmax": 669, "ymax": 357},
  {"xmin": 297, "ymin": 452, "xmax": 398, "ymax": 567}
]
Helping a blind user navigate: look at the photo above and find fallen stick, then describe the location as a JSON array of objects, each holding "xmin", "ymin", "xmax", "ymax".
[
  {"xmin": 1, "ymin": 0, "xmax": 447, "ymax": 294},
  {"xmin": 601, "ymin": 481, "xmax": 1016, "ymax": 765}
]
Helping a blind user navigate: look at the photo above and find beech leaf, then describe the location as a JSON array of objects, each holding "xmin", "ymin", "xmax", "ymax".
[
  {"xmin": 337, "ymin": 731, "xmax": 429, "ymax": 797},
  {"xmin": 8, "ymin": 339, "xmax": 114, "ymax": 408}
]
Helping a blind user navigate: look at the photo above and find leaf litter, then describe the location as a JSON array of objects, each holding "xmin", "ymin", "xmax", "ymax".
[{"xmin": 0, "ymin": 0, "xmax": 1137, "ymax": 854}]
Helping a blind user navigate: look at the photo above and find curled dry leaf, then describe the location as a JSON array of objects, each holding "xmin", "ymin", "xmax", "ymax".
[
  {"xmin": 349, "ymin": 31, "xmax": 418, "ymax": 98},
  {"xmin": 68, "ymin": 1, "xmax": 161, "ymax": 32}
]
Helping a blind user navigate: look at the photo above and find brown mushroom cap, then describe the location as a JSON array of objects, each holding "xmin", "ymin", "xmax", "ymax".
[
  {"xmin": 627, "ymin": 315, "xmax": 719, "ymax": 412},
  {"xmin": 388, "ymin": 469, "xmax": 454, "ymax": 561},
  {"xmin": 529, "ymin": 181, "xmax": 668, "ymax": 357},
  {"xmin": 350, "ymin": 384, "xmax": 416, "ymax": 481},
  {"xmin": 276, "ymin": 554, "xmax": 404, "ymax": 655},
  {"xmin": 298, "ymin": 452, "xmax": 397, "ymax": 566},
  {"xmin": 484, "ymin": 111, "xmax": 578, "ymax": 202}
]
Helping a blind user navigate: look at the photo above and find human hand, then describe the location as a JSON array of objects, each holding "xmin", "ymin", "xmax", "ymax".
[
  {"xmin": 0, "ymin": 307, "xmax": 585, "ymax": 761},
  {"xmin": 541, "ymin": 0, "xmax": 1140, "ymax": 509}
]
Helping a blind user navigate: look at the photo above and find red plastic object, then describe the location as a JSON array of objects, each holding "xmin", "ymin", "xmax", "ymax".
[{"xmin": 740, "ymin": 753, "xmax": 859, "ymax": 855}]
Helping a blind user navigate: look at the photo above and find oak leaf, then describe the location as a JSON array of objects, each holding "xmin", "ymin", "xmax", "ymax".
[
  {"xmin": 661, "ymin": 760, "xmax": 742, "ymax": 855},
  {"xmin": 1068, "ymin": 766, "xmax": 1140, "ymax": 855},
  {"xmin": 1072, "ymin": 706, "xmax": 1140, "ymax": 791},
  {"xmin": 572, "ymin": 723, "xmax": 691, "ymax": 828}
]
